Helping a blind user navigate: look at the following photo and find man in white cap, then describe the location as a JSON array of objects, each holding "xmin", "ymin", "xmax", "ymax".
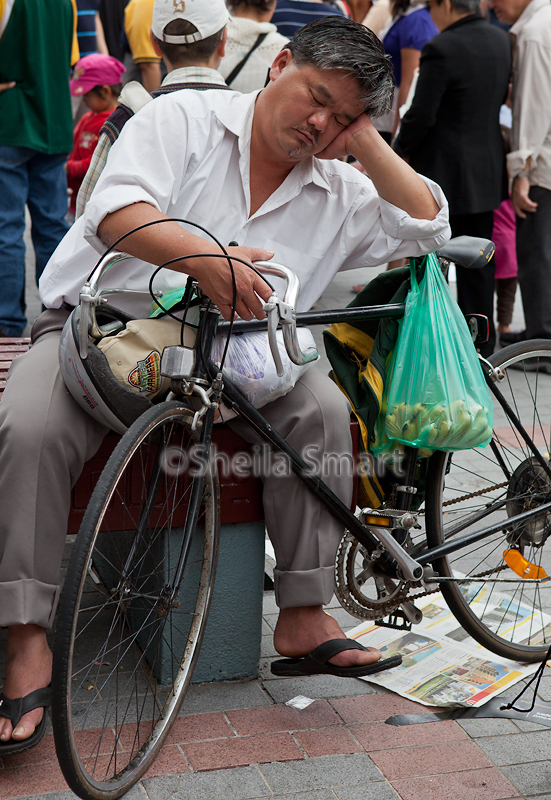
[
  {"xmin": 123, "ymin": 0, "xmax": 230, "ymax": 91},
  {"xmin": 77, "ymin": 0, "xmax": 232, "ymax": 215},
  {"xmin": 0, "ymin": 16, "xmax": 450, "ymax": 752}
]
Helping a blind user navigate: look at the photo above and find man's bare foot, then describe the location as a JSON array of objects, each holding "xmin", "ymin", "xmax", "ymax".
[
  {"xmin": 273, "ymin": 605, "xmax": 380, "ymax": 669},
  {"xmin": 0, "ymin": 624, "xmax": 52, "ymax": 744}
]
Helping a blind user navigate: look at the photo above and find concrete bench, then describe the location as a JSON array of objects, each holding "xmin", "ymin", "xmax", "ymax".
[{"xmin": 1, "ymin": 338, "xmax": 360, "ymax": 683}]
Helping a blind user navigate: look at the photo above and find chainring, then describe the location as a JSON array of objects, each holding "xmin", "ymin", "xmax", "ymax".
[{"xmin": 334, "ymin": 532, "xmax": 412, "ymax": 620}]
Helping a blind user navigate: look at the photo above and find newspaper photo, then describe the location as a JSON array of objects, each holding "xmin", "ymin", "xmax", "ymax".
[{"xmin": 346, "ymin": 584, "xmax": 547, "ymax": 707}]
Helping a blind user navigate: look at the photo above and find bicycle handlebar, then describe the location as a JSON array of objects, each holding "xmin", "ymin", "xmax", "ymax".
[
  {"xmin": 253, "ymin": 261, "xmax": 319, "ymax": 376},
  {"xmin": 77, "ymin": 253, "xmax": 319, "ymax": 375}
]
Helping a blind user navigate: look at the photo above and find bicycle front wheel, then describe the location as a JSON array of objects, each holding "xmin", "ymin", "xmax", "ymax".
[
  {"xmin": 426, "ymin": 340, "xmax": 551, "ymax": 662},
  {"xmin": 53, "ymin": 401, "xmax": 220, "ymax": 800}
]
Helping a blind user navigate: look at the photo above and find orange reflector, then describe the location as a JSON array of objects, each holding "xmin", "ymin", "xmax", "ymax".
[
  {"xmin": 503, "ymin": 549, "xmax": 547, "ymax": 580},
  {"xmin": 365, "ymin": 515, "xmax": 391, "ymax": 527}
]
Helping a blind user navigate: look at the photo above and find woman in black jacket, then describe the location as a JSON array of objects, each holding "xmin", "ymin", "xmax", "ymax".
[{"xmin": 393, "ymin": 0, "xmax": 512, "ymax": 357}]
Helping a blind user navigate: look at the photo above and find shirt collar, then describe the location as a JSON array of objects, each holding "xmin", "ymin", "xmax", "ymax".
[
  {"xmin": 216, "ymin": 90, "xmax": 332, "ymax": 195},
  {"xmin": 161, "ymin": 66, "xmax": 227, "ymax": 86},
  {"xmin": 510, "ymin": 0, "xmax": 549, "ymax": 34}
]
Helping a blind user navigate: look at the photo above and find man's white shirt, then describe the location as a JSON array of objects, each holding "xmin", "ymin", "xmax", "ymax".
[
  {"xmin": 40, "ymin": 88, "xmax": 450, "ymax": 316},
  {"xmin": 508, "ymin": 0, "xmax": 551, "ymax": 189}
]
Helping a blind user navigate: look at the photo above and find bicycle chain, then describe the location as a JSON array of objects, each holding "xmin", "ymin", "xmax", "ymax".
[
  {"xmin": 337, "ymin": 475, "xmax": 520, "ymax": 620},
  {"xmin": 337, "ymin": 559, "xmax": 508, "ymax": 620},
  {"xmin": 441, "ymin": 479, "xmax": 509, "ymax": 507}
]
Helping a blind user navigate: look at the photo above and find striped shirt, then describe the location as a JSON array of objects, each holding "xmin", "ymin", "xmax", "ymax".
[
  {"xmin": 271, "ymin": 0, "xmax": 347, "ymax": 39},
  {"xmin": 76, "ymin": 0, "xmax": 100, "ymax": 56}
]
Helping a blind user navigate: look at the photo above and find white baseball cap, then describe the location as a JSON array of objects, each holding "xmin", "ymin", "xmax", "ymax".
[{"xmin": 152, "ymin": 0, "xmax": 230, "ymax": 44}]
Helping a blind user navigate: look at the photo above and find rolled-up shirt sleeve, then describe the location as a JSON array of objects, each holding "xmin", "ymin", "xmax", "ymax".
[
  {"xmin": 341, "ymin": 174, "xmax": 450, "ymax": 270},
  {"xmin": 508, "ymin": 39, "xmax": 551, "ymax": 178},
  {"xmin": 82, "ymin": 96, "xmax": 190, "ymax": 253}
]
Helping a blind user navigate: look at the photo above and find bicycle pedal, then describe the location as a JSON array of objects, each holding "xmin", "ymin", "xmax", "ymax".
[
  {"xmin": 375, "ymin": 610, "xmax": 412, "ymax": 631},
  {"xmin": 361, "ymin": 508, "xmax": 418, "ymax": 531}
]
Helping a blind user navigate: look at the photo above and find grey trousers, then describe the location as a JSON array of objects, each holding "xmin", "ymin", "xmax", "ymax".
[
  {"xmin": 516, "ymin": 186, "xmax": 551, "ymax": 339},
  {"xmin": 0, "ymin": 311, "xmax": 352, "ymax": 627}
]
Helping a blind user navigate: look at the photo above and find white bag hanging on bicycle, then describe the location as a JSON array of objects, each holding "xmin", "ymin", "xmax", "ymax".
[{"xmin": 211, "ymin": 328, "xmax": 319, "ymax": 409}]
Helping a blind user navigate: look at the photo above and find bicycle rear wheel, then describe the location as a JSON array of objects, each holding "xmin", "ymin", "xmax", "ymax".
[
  {"xmin": 426, "ymin": 340, "xmax": 551, "ymax": 662},
  {"xmin": 53, "ymin": 401, "xmax": 219, "ymax": 800}
]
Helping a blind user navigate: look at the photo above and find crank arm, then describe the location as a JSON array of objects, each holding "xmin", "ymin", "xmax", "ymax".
[{"xmin": 369, "ymin": 527, "xmax": 423, "ymax": 581}]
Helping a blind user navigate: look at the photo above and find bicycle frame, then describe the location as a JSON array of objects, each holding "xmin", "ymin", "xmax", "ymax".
[{"xmin": 189, "ymin": 297, "xmax": 551, "ymax": 586}]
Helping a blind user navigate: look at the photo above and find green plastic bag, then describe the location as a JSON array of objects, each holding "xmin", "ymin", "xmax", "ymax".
[{"xmin": 374, "ymin": 253, "xmax": 493, "ymax": 453}]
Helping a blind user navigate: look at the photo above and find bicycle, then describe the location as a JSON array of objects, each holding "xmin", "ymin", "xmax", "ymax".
[{"xmin": 51, "ymin": 235, "xmax": 551, "ymax": 799}]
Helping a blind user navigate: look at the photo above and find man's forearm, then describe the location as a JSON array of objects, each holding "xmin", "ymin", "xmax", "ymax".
[
  {"xmin": 349, "ymin": 126, "xmax": 439, "ymax": 219},
  {"xmin": 98, "ymin": 203, "xmax": 217, "ymax": 277}
]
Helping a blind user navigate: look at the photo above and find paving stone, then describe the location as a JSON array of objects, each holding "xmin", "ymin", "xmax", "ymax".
[
  {"xmin": 263, "ymin": 613, "xmax": 279, "ymax": 632},
  {"xmin": 179, "ymin": 679, "xmax": 272, "ymax": 715},
  {"xmin": 258, "ymin": 657, "xmax": 275, "ymax": 680},
  {"xmin": 183, "ymin": 731, "xmax": 303, "ymax": 771},
  {"xmin": 272, "ymin": 792, "xmax": 337, "ymax": 800},
  {"xmin": 1, "ymin": 732, "xmax": 58, "ymax": 767},
  {"xmin": 294, "ymin": 727, "xmax": 364, "ymax": 757},
  {"xmin": 261, "ymin": 634, "xmax": 278, "ymax": 658},
  {"xmin": 262, "ymin": 675, "xmax": 375, "ymax": 701},
  {"xmin": 0, "ymin": 794, "xmax": 78, "ymax": 800},
  {"xmin": 259, "ymin": 753, "xmax": 385, "ymax": 794},
  {"xmin": 500, "ymin": 760, "xmax": 551, "ymax": 796},
  {"xmin": 0, "ymin": 762, "xmax": 69, "ymax": 799},
  {"xmin": 534, "ymin": 675, "xmax": 551, "ymax": 701},
  {"xmin": 261, "ymin": 619, "xmax": 273, "ymax": 637},
  {"xmin": 512, "ymin": 719, "xmax": 549, "ymax": 732},
  {"xmin": 165, "ymin": 711, "xmax": 235, "ymax": 744},
  {"xmin": 227, "ymin": 699, "xmax": 341, "ymax": 734},
  {"xmin": 262, "ymin": 593, "xmax": 279, "ymax": 615},
  {"xmin": 141, "ymin": 744, "xmax": 190, "ymax": 778},
  {"xmin": 457, "ymin": 718, "xmax": 519, "ymax": 738},
  {"xmin": 334, "ymin": 784, "xmax": 401, "ymax": 800},
  {"xmin": 370, "ymin": 740, "xmax": 493, "ymax": 781},
  {"xmin": 391, "ymin": 767, "xmax": 521, "ymax": 800},
  {"xmin": 143, "ymin": 765, "xmax": 272, "ymax": 799},
  {"xmin": 352, "ymin": 719, "xmax": 467, "ymax": 751},
  {"xmin": 476, "ymin": 730, "xmax": 551, "ymax": 765},
  {"xmin": 330, "ymin": 692, "xmax": 425, "ymax": 724}
]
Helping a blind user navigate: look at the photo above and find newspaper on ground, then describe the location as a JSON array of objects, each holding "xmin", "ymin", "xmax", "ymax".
[{"xmin": 346, "ymin": 585, "xmax": 548, "ymax": 707}]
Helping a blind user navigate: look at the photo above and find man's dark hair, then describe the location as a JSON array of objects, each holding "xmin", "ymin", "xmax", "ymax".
[
  {"xmin": 153, "ymin": 18, "xmax": 224, "ymax": 67},
  {"xmin": 286, "ymin": 17, "xmax": 395, "ymax": 117},
  {"xmin": 228, "ymin": 0, "xmax": 274, "ymax": 10},
  {"xmin": 432, "ymin": 0, "xmax": 480, "ymax": 12}
]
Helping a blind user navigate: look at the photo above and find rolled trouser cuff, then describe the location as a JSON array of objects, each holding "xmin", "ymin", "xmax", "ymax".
[
  {"xmin": 0, "ymin": 579, "xmax": 60, "ymax": 628},
  {"xmin": 274, "ymin": 566, "xmax": 335, "ymax": 609}
]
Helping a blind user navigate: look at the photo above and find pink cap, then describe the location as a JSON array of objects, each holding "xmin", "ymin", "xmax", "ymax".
[{"xmin": 70, "ymin": 54, "xmax": 126, "ymax": 96}]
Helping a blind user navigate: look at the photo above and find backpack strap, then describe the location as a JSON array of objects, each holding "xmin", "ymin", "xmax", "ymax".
[
  {"xmin": 225, "ymin": 33, "xmax": 269, "ymax": 87},
  {"xmin": 152, "ymin": 81, "xmax": 233, "ymax": 95}
]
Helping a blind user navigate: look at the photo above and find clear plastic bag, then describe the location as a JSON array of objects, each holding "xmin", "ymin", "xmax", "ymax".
[
  {"xmin": 211, "ymin": 328, "xmax": 318, "ymax": 409},
  {"xmin": 374, "ymin": 253, "xmax": 493, "ymax": 453}
]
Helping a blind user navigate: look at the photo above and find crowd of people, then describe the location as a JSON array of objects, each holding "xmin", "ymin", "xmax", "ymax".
[{"xmin": 0, "ymin": 0, "xmax": 550, "ymax": 757}]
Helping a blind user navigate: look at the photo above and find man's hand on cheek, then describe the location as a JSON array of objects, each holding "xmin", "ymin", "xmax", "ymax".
[{"xmin": 315, "ymin": 113, "xmax": 373, "ymax": 161}]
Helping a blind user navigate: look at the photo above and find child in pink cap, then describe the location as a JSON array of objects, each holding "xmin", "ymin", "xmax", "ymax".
[{"xmin": 66, "ymin": 54, "xmax": 126, "ymax": 218}]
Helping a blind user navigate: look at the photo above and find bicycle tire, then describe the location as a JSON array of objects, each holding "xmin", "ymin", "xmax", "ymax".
[
  {"xmin": 52, "ymin": 401, "xmax": 220, "ymax": 800},
  {"xmin": 425, "ymin": 339, "xmax": 551, "ymax": 662}
]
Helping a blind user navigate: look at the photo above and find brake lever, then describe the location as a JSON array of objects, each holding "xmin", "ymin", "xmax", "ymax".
[{"xmin": 263, "ymin": 293, "xmax": 284, "ymax": 377}]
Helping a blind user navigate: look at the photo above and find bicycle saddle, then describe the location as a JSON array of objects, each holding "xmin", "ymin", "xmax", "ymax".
[{"xmin": 436, "ymin": 236, "xmax": 495, "ymax": 270}]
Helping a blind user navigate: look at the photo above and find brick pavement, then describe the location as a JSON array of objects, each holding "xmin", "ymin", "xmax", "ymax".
[{"xmin": 1, "ymin": 588, "xmax": 548, "ymax": 800}]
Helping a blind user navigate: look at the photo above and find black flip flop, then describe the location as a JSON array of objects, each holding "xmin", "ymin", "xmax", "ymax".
[
  {"xmin": 270, "ymin": 639, "xmax": 402, "ymax": 677},
  {"xmin": 0, "ymin": 686, "xmax": 51, "ymax": 756}
]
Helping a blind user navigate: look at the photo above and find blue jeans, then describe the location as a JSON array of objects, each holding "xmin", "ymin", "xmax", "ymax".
[{"xmin": 0, "ymin": 146, "xmax": 69, "ymax": 336}]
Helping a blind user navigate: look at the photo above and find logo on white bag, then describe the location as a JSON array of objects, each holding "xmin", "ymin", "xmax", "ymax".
[{"xmin": 128, "ymin": 351, "xmax": 162, "ymax": 393}]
